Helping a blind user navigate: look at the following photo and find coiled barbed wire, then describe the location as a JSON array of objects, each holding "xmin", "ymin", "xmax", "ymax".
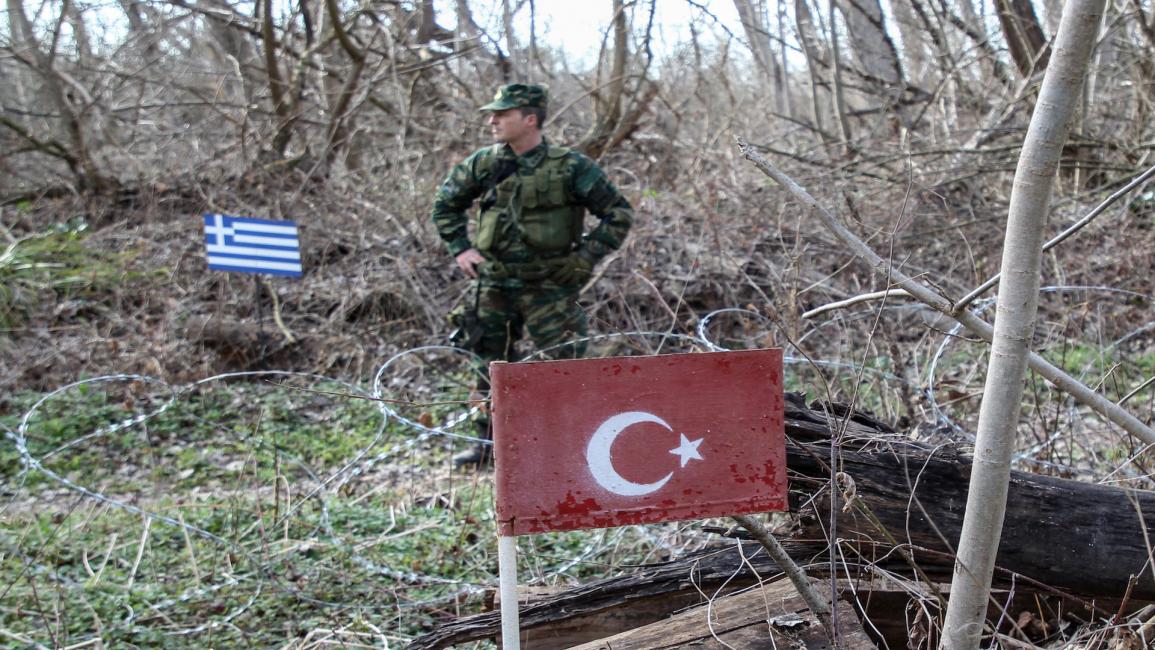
[
  {"xmin": 3, "ymin": 302, "xmax": 1151, "ymax": 644},
  {"xmin": 923, "ymin": 286, "xmax": 1154, "ymax": 469},
  {"xmin": 0, "ymin": 329, "xmax": 722, "ymax": 642}
]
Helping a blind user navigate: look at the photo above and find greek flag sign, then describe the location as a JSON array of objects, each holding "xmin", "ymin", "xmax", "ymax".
[{"xmin": 203, "ymin": 214, "xmax": 302, "ymax": 277}]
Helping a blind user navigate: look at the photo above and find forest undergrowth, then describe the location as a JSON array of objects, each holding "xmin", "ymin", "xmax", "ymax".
[
  {"xmin": 3, "ymin": 135, "xmax": 1154, "ymax": 646},
  {"xmin": 4, "ymin": 0, "xmax": 1155, "ymax": 644}
]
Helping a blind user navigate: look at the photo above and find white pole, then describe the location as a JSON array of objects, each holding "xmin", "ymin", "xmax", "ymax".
[{"xmin": 497, "ymin": 535, "xmax": 521, "ymax": 650}]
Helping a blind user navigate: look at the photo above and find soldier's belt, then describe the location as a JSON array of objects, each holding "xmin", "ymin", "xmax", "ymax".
[{"xmin": 480, "ymin": 260, "xmax": 554, "ymax": 281}]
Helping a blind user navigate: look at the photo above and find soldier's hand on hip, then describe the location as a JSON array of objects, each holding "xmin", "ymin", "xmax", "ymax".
[
  {"xmin": 549, "ymin": 252, "xmax": 594, "ymax": 286},
  {"xmin": 455, "ymin": 248, "xmax": 486, "ymax": 278}
]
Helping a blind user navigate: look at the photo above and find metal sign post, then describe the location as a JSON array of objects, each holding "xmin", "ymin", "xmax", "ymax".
[
  {"xmin": 497, "ymin": 535, "xmax": 521, "ymax": 650},
  {"xmin": 489, "ymin": 349, "xmax": 788, "ymax": 647}
]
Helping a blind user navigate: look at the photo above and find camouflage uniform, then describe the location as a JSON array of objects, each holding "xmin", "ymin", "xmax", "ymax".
[{"xmin": 432, "ymin": 85, "xmax": 633, "ymax": 366}]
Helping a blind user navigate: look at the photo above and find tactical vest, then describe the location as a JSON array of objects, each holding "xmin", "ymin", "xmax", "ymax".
[{"xmin": 475, "ymin": 145, "xmax": 584, "ymax": 257}]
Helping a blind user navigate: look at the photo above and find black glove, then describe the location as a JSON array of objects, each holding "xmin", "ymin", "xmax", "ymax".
[
  {"xmin": 549, "ymin": 252, "xmax": 594, "ymax": 286},
  {"xmin": 448, "ymin": 299, "xmax": 484, "ymax": 351}
]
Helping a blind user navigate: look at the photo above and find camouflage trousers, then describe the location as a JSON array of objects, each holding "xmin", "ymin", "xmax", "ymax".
[
  {"xmin": 475, "ymin": 278, "xmax": 589, "ymax": 371},
  {"xmin": 461, "ymin": 278, "xmax": 587, "ymax": 444}
]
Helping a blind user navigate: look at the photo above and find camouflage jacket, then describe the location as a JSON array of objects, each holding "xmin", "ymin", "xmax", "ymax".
[{"xmin": 431, "ymin": 138, "xmax": 633, "ymax": 262}]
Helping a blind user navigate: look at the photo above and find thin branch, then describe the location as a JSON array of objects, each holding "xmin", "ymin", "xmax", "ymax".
[
  {"xmin": 730, "ymin": 514, "xmax": 836, "ymax": 642},
  {"xmin": 736, "ymin": 137, "xmax": 1155, "ymax": 447},
  {"xmin": 803, "ymin": 288, "xmax": 912, "ymax": 319},
  {"xmin": 1119, "ymin": 377, "xmax": 1155, "ymax": 407},
  {"xmin": 0, "ymin": 114, "xmax": 79, "ymax": 164},
  {"xmin": 953, "ymin": 162, "xmax": 1155, "ymax": 312}
]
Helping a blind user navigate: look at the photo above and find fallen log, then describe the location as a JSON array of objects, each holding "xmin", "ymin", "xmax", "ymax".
[
  {"xmin": 408, "ymin": 399, "xmax": 1155, "ymax": 649},
  {"xmin": 562, "ymin": 577, "xmax": 1088, "ymax": 650},
  {"xmin": 787, "ymin": 413, "xmax": 1155, "ymax": 603},
  {"xmin": 565, "ymin": 579, "xmax": 876, "ymax": 650}
]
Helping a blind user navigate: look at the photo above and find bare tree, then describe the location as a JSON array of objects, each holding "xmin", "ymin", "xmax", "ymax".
[
  {"xmin": 260, "ymin": 0, "xmax": 302, "ymax": 160},
  {"xmin": 732, "ymin": 0, "xmax": 789, "ymax": 115},
  {"xmin": 576, "ymin": 0, "xmax": 655, "ymax": 159},
  {"xmin": 4, "ymin": 0, "xmax": 109, "ymax": 190},
  {"xmin": 775, "ymin": 0, "xmax": 793, "ymax": 118},
  {"xmin": 118, "ymin": 0, "xmax": 163, "ymax": 60},
  {"xmin": 794, "ymin": 0, "xmax": 831, "ymax": 140},
  {"xmin": 941, "ymin": 0, "xmax": 1107, "ymax": 646},
  {"xmin": 321, "ymin": 0, "xmax": 367, "ymax": 170},
  {"xmin": 994, "ymin": 0, "xmax": 1050, "ymax": 77},
  {"xmin": 500, "ymin": 0, "xmax": 523, "ymax": 79},
  {"xmin": 416, "ymin": 0, "xmax": 454, "ymax": 44},
  {"xmin": 826, "ymin": 0, "xmax": 853, "ymax": 149},
  {"xmin": 886, "ymin": 0, "xmax": 928, "ymax": 82},
  {"xmin": 834, "ymin": 0, "xmax": 905, "ymax": 105}
]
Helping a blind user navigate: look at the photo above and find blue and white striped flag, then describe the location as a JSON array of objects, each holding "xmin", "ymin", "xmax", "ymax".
[{"xmin": 203, "ymin": 214, "xmax": 302, "ymax": 277}]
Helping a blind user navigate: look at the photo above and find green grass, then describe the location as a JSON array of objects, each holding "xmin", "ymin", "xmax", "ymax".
[
  {"xmin": 0, "ymin": 379, "xmax": 672, "ymax": 647},
  {"xmin": 781, "ymin": 354, "xmax": 916, "ymax": 423},
  {"xmin": 0, "ymin": 219, "xmax": 154, "ymax": 328},
  {"xmin": 0, "ymin": 494, "xmax": 494, "ymax": 646},
  {"xmin": 0, "ymin": 218, "xmax": 165, "ymax": 330},
  {"xmin": 1, "ymin": 380, "xmax": 400, "ymax": 491},
  {"xmin": 1045, "ymin": 343, "xmax": 1155, "ymax": 401}
]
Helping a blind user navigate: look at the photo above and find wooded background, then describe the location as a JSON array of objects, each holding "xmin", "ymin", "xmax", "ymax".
[
  {"xmin": 4, "ymin": 0, "xmax": 1153, "ymax": 404},
  {"xmin": 3, "ymin": 0, "xmax": 1155, "ymax": 646},
  {"xmin": 9, "ymin": 0, "xmax": 1155, "ymax": 510}
]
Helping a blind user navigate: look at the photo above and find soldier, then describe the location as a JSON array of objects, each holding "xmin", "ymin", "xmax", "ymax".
[{"xmin": 432, "ymin": 83, "xmax": 634, "ymax": 466}]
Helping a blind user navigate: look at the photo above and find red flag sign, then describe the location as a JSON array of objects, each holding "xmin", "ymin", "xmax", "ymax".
[{"xmin": 492, "ymin": 349, "xmax": 787, "ymax": 536}]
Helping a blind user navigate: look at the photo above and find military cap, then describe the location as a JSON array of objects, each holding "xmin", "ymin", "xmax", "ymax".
[{"xmin": 479, "ymin": 83, "xmax": 548, "ymax": 111}]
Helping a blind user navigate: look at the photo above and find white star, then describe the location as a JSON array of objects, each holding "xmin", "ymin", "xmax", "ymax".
[{"xmin": 668, "ymin": 433, "xmax": 704, "ymax": 468}]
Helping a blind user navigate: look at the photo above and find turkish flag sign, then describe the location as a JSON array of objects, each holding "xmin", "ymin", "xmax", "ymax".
[{"xmin": 492, "ymin": 349, "xmax": 787, "ymax": 536}]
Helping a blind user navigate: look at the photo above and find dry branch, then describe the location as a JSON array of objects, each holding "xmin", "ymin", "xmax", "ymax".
[
  {"xmin": 736, "ymin": 137, "xmax": 1155, "ymax": 447},
  {"xmin": 409, "ymin": 399, "xmax": 1155, "ymax": 649},
  {"xmin": 731, "ymin": 513, "xmax": 835, "ymax": 642},
  {"xmin": 953, "ymin": 162, "xmax": 1155, "ymax": 312},
  {"xmin": 564, "ymin": 579, "xmax": 875, "ymax": 649}
]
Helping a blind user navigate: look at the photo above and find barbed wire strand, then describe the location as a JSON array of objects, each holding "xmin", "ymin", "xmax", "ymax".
[{"xmin": 3, "ymin": 305, "xmax": 1152, "ymax": 644}]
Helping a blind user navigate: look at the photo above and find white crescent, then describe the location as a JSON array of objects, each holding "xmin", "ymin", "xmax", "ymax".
[{"xmin": 586, "ymin": 411, "xmax": 674, "ymax": 496}]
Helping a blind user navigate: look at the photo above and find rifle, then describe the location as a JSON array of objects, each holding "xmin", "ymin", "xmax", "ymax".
[
  {"xmin": 479, "ymin": 157, "xmax": 519, "ymax": 213},
  {"xmin": 449, "ymin": 157, "xmax": 517, "ymax": 352},
  {"xmin": 449, "ymin": 281, "xmax": 483, "ymax": 351}
]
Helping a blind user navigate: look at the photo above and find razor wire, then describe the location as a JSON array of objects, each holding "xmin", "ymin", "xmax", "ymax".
[
  {"xmin": 1, "ymin": 367, "xmax": 482, "ymax": 643},
  {"xmin": 2, "ymin": 302, "xmax": 1152, "ymax": 645},
  {"xmin": 0, "ymin": 329, "xmax": 737, "ymax": 644},
  {"xmin": 697, "ymin": 294, "xmax": 1153, "ymax": 478},
  {"xmin": 922, "ymin": 285, "xmax": 1155, "ymax": 474}
]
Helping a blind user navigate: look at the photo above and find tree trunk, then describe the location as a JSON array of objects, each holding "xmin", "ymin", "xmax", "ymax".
[
  {"xmin": 416, "ymin": 0, "xmax": 453, "ymax": 44},
  {"xmin": 565, "ymin": 581, "xmax": 875, "ymax": 649},
  {"xmin": 577, "ymin": 0, "xmax": 630, "ymax": 159},
  {"xmin": 828, "ymin": 0, "xmax": 854, "ymax": 151},
  {"xmin": 261, "ymin": 0, "xmax": 297, "ymax": 159},
  {"xmin": 794, "ymin": 0, "xmax": 833, "ymax": 142},
  {"xmin": 940, "ymin": 0, "xmax": 1108, "ymax": 647},
  {"xmin": 834, "ymin": 0, "xmax": 905, "ymax": 97},
  {"xmin": 454, "ymin": 0, "xmax": 483, "ymax": 45},
  {"xmin": 888, "ymin": 0, "xmax": 927, "ymax": 82},
  {"xmin": 500, "ymin": 0, "xmax": 522, "ymax": 79},
  {"xmin": 994, "ymin": 0, "xmax": 1050, "ymax": 77},
  {"xmin": 409, "ymin": 398, "xmax": 1155, "ymax": 650},
  {"xmin": 65, "ymin": 1, "xmax": 93, "ymax": 61},
  {"xmin": 321, "ymin": 0, "xmax": 367, "ymax": 170},
  {"xmin": 5, "ymin": 0, "xmax": 107, "ymax": 191},
  {"xmin": 732, "ymin": 0, "xmax": 788, "ymax": 115},
  {"xmin": 776, "ymin": 0, "xmax": 794, "ymax": 117}
]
